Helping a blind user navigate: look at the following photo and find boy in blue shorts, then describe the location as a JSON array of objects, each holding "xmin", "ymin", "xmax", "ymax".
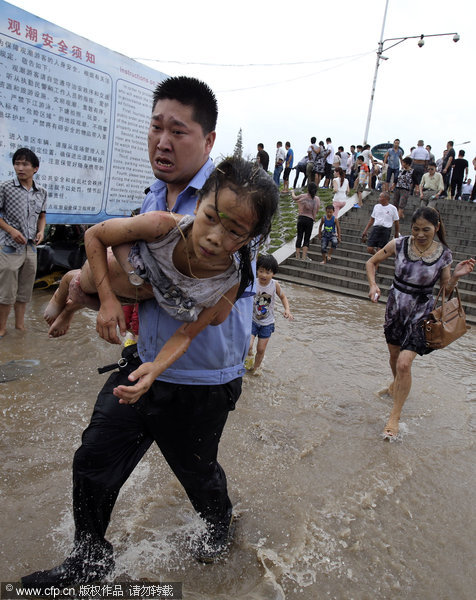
[
  {"xmin": 318, "ymin": 204, "xmax": 341, "ymax": 264},
  {"xmin": 245, "ymin": 255, "xmax": 293, "ymax": 374}
]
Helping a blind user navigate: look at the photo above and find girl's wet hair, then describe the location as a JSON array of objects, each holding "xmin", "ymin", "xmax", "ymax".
[
  {"xmin": 411, "ymin": 206, "xmax": 448, "ymax": 247},
  {"xmin": 198, "ymin": 157, "xmax": 279, "ymax": 299}
]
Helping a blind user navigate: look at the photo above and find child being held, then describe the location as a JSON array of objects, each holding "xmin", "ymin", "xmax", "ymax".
[
  {"xmin": 44, "ymin": 158, "xmax": 278, "ymax": 402},
  {"xmin": 318, "ymin": 204, "xmax": 341, "ymax": 264},
  {"xmin": 245, "ymin": 254, "xmax": 293, "ymax": 374}
]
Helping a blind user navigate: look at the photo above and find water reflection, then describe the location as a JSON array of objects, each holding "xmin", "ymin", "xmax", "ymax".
[{"xmin": 1, "ymin": 285, "xmax": 474, "ymax": 599}]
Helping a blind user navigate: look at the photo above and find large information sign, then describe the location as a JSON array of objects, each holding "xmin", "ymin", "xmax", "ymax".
[{"xmin": 0, "ymin": 0, "xmax": 167, "ymax": 223}]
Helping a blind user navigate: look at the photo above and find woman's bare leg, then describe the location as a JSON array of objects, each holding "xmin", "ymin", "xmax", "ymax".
[{"xmin": 384, "ymin": 348, "xmax": 417, "ymax": 437}]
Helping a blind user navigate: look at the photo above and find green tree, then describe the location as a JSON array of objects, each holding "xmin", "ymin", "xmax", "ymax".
[{"xmin": 233, "ymin": 128, "xmax": 243, "ymax": 159}]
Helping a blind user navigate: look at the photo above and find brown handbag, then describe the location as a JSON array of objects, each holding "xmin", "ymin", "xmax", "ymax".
[{"xmin": 422, "ymin": 287, "xmax": 470, "ymax": 349}]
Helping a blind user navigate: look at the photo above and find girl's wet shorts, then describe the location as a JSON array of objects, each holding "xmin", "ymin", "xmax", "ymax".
[{"xmin": 251, "ymin": 321, "xmax": 275, "ymax": 339}]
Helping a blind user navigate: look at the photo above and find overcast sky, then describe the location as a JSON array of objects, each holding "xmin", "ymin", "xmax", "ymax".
[{"xmin": 8, "ymin": 0, "xmax": 476, "ymax": 172}]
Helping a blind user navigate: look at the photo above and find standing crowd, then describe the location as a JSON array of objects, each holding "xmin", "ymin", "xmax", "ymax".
[{"xmin": 256, "ymin": 137, "xmax": 476, "ymax": 205}]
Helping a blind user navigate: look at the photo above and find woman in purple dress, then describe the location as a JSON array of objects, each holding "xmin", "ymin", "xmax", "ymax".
[{"xmin": 366, "ymin": 207, "xmax": 475, "ymax": 440}]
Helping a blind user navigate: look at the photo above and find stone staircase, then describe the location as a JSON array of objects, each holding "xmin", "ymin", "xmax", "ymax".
[{"xmin": 275, "ymin": 192, "xmax": 476, "ymax": 324}]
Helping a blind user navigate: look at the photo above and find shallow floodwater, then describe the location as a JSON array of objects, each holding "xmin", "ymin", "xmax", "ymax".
[{"xmin": 1, "ymin": 285, "xmax": 475, "ymax": 599}]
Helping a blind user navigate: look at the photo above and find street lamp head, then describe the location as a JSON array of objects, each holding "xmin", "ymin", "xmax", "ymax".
[
  {"xmin": 417, "ymin": 35, "xmax": 425, "ymax": 48},
  {"xmin": 453, "ymin": 33, "xmax": 460, "ymax": 42}
]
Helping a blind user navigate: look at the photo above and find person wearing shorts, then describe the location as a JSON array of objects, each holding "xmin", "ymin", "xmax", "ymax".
[
  {"xmin": 245, "ymin": 254, "xmax": 293, "ymax": 374},
  {"xmin": 318, "ymin": 204, "xmax": 341, "ymax": 264},
  {"xmin": 0, "ymin": 147, "xmax": 47, "ymax": 337},
  {"xmin": 361, "ymin": 192, "xmax": 399, "ymax": 255}
]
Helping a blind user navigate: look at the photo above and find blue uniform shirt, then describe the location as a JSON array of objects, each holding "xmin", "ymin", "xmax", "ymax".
[{"xmin": 137, "ymin": 158, "xmax": 253, "ymax": 384}]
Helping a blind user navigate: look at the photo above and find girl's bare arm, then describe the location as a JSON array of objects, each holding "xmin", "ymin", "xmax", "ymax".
[
  {"xmin": 275, "ymin": 281, "xmax": 293, "ymax": 320},
  {"xmin": 85, "ymin": 212, "xmax": 180, "ymax": 342}
]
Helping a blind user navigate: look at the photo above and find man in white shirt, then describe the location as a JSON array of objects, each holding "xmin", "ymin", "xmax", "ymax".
[
  {"xmin": 461, "ymin": 178, "xmax": 473, "ymax": 201},
  {"xmin": 338, "ymin": 146, "xmax": 349, "ymax": 171},
  {"xmin": 273, "ymin": 141, "xmax": 286, "ymax": 187},
  {"xmin": 361, "ymin": 192, "xmax": 399, "ymax": 255},
  {"xmin": 323, "ymin": 137, "xmax": 335, "ymax": 188},
  {"xmin": 410, "ymin": 140, "xmax": 430, "ymax": 195}
]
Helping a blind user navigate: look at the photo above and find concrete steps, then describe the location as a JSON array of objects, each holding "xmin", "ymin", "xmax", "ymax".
[{"xmin": 274, "ymin": 190, "xmax": 476, "ymax": 323}]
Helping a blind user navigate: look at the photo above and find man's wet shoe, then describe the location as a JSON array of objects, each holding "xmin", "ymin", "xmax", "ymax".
[
  {"xmin": 21, "ymin": 540, "xmax": 114, "ymax": 592},
  {"xmin": 192, "ymin": 515, "xmax": 237, "ymax": 564}
]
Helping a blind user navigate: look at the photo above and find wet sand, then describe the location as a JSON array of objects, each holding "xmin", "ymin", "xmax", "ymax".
[{"xmin": 1, "ymin": 285, "xmax": 475, "ymax": 599}]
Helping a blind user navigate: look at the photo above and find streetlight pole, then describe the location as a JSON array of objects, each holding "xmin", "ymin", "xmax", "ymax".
[
  {"xmin": 363, "ymin": 0, "xmax": 390, "ymax": 146},
  {"xmin": 363, "ymin": 0, "xmax": 459, "ymax": 144}
]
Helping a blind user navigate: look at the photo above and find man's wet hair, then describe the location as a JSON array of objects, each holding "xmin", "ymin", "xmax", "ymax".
[
  {"xmin": 12, "ymin": 148, "xmax": 39, "ymax": 168},
  {"xmin": 257, "ymin": 254, "xmax": 278, "ymax": 274},
  {"xmin": 152, "ymin": 76, "xmax": 218, "ymax": 135}
]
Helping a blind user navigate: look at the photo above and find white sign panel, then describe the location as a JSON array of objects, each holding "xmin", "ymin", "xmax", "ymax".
[{"xmin": 0, "ymin": 0, "xmax": 167, "ymax": 223}]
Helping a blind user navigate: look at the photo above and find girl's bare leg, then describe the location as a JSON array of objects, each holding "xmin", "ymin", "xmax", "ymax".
[
  {"xmin": 253, "ymin": 336, "xmax": 270, "ymax": 371},
  {"xmin": 47, "ymin": 249, "xmax": 153, "ymax": 338},
  {"xmin": 47, "ymin": 268, "xmax": 99, "ymax": 338},
  {"xmin": 244, "ymin": 334, "xmax": 256, "ymax": 370}
]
